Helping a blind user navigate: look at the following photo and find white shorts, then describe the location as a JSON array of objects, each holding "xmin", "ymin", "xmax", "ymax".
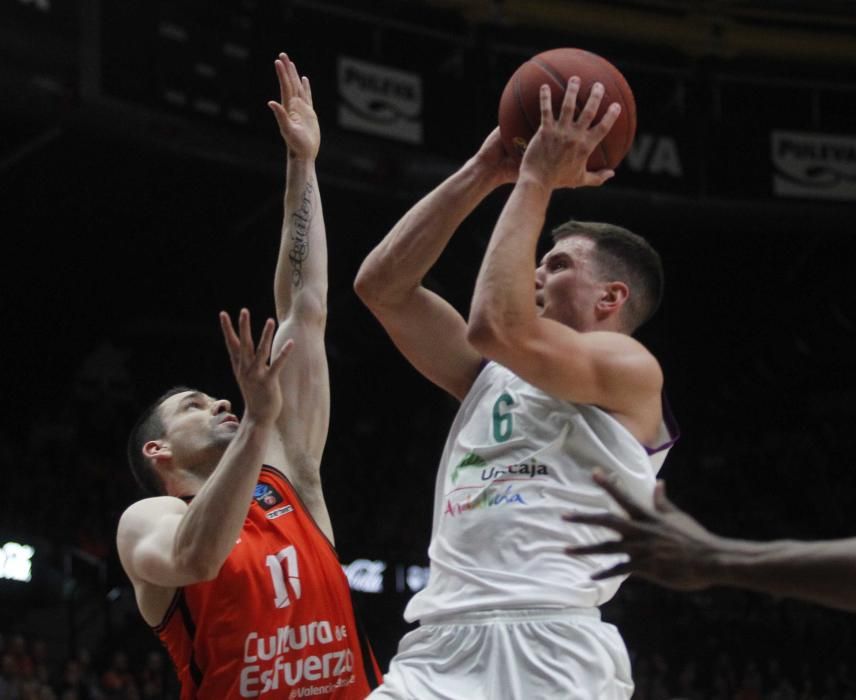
[{"xmin": 368, "ymin": 608, "xmax": 633, "ymax": 700}]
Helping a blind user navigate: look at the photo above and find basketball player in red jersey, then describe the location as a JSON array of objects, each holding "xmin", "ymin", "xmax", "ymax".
[{"xmin": 116, "ymin": 55, "xmax": 381, "ymax": 699}]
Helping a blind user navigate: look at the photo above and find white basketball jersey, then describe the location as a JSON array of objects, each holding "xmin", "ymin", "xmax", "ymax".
[{"xmin": 405, "ymin": 361, "xmax": 676, "ymax": 623}]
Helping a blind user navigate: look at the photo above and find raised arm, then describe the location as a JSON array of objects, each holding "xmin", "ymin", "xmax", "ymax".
[
  {"xmin": 266, "ymin": 54, "xmax": 332, "ymax": 538},
  {"xmin": 467, "ymin": 80, "xmax": 661, "ymax": 439},
  {"xmin": 354, "ymin": 130, "xmax": 517, "ymax": 401},
  {"xmin": 566, "ymin": 470, "xmax": 856, "ymax": 613},
  {"xmin": 117, "ymin": 312, "xmax": 292, "ymax": 618}
]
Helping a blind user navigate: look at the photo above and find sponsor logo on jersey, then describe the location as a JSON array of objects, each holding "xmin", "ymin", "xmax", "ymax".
[
  {"xmin": 240, "ymin": 620, "xmax": 356, "ymax": 696},
  {"xmin": 444, "ymin": 483, "xmax": 527, "ymax": 517},
  {"xmin": 452, "ymin": 453, "xmax": 551, "ymax": 485},
  {"xmin": 254, "ymin": 483, "xmax": 284, "ymax": 511},
  {"xmin": 480, "ymin": 461, "xmax": 549, "ymax": 481},
  {"xmin": 446, "ymin": 454, "xmax": 551, "ymax": 517},
  {"xmin": 266, "ymin": 505, "xmax": 295, "ymax": 520},
  {"xmin": 450, "ymin": 452, "xmax": 487, "ymax": 483}
]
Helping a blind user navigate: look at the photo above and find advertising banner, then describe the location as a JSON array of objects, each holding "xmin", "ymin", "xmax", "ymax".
[
  {"xmin": 338, "ymin": 56, "xmax": 423, "ymax": 144},
  {"xmin": 772, "ymin": 130, "xmax": 856, "ymax": 201}
]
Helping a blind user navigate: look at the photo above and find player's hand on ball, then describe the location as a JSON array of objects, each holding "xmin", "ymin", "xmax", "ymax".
[
  {"xmin": 521, "ymin": 79, "xmax": 621, "ymax": 190},
  {"xmin": 268, "ymin": 53, "xmax": 319, "ymax": 161},
  {"xmin": 473, "ymin": 128, "xmax": 520, "ymax": 186}
]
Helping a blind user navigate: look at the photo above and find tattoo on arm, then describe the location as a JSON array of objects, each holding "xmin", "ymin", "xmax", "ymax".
[{"xmin": 289, "ymin": 180, "xmax": 314, "ymax": 288}]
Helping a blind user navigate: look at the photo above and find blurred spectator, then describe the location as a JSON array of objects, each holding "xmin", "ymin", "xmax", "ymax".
[
  {"xmin": 137, "ymin": 652, "xmax": 167, "ymax": 699},
  {"xmin": 99, "ymin": 652, "xmax": 136, "ymax": 700}
]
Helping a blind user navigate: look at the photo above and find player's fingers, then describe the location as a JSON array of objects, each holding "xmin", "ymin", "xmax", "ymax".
[
  {"xmin": 275, "ymin": 55, "xmax": 290, "ymax": 105},
  {"xmin": 267, "ymin": 101, "xmax": 288, "ymax": 129},
  {"xmin": 592, "ymin": 102, "xmax": 621, "ymax": 140},
  {"xmin": 219, "ymin": 310, "xmax": 239, "ymax": 346},
  {"xmin": 653, "ymin": 480, "xmax": 677, "ymax": 514},
  {"xmin": 562, "ymin": 511, "xmax": 638, "ymax": 536},
  {"xmin": 238, "ymin": 308, "xmax": 254, "ymax": 362},
  {"xmin": 286, "ymin": 58, "xmax": 302, "ymax": 102},
  {"xmin": 591, "ymin": 561, "xmax": 634, "ymax": 581},
  {"xmin": 302, "ymin": 76, "xmax": 313, "ymax": 106},
  {"xmin": 270, "ymin": 338, "xmax": 295, "ymax": 374},
  {"xmin": 220, "ymin": 318, "xmax": 242, "ymax": 379},
  {"xmin": 576, "ymin": 81, "xmax": 604, "ymax": 128},
  {"xmin": 219, "ymin": 311, "xmax": 241, "ymax": 370},
  {"xmin": 253, "ymin": 318, "xmax": 276, "ymax": 369},
  {"xmin": 582, "ymin": 169, "xmax": 616, "ymax": 188},
  {"xmin": 538, "ymin": 84, "xmax": 554, "ymax": 127},
  {"xmin": 591, "ymin": 468, "xmax": 648, "ymax": 519},
  {"xmin": 558, "ymin": 76, "xmax": 581, "ymax": 128},
  {"xmin": 565, "ymin": 540, "xmax": 629, "ymax": 556}
]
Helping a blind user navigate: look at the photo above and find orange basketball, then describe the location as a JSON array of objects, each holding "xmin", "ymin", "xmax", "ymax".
[{"xmin": 498, "ymin": 48, "xmax": 637, "ymax": 170}]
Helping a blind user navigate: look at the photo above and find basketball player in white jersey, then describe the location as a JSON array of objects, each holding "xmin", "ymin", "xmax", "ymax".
[{"xmin": 355, "ymin": 79, "xmax": 677, "ymax": 698}]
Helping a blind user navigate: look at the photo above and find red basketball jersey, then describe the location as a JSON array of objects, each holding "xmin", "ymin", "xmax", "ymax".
[{"xmin": 154, "ymin": 466, "xmax": 381, "ymax": 698}]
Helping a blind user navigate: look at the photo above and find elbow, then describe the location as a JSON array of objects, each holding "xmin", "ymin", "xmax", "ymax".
[
  {"xmin": 175, "ymin": 548, "xmax": 224, "ymax": 583},
  {"xmin": 194, "ymin": 563, "xmax": 222, "ymax": 583},
  {"xmin": 354, "ymin": 247, "xmax": 410, "ymax": 310},
  {"xmin": 468, "ymin": 307, "xmax": 536, "ymax": 363},
  {"xmin": 292, "ymin": 291, "xmax": 327, "ymax": 327},
  {"xmin": 355, "ymin": 247, "xmax": 418, "ymax": 311},
  {"xmin": 467, "ymin": 312, "xmax": 508, "ymax": 357},
  {"xmin": 353, "ymin": 262, "xmax": 382, "ymax": 308}
]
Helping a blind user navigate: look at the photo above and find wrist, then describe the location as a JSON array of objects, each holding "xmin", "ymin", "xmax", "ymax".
[
  {"xmin": 703, "ymin": 535, "xmax": 752, "ymax": 586},
  {"xmin": 287, "ymin": 152, "xmax": 318, "ymax": 168},
  {"xmin": 284, "ymin": 158, "xmax": 317, "ymax": 196},
  {"xmin": 239, "ymin": 411, "xmax": 277, "ymax": 431},
  {"xmin": 514, "ymin": 171, "xmax": 553, "ymax": 197},
  {"xmin": 461, "ymin": 154, "xmax": 508, "ymax": 191}
]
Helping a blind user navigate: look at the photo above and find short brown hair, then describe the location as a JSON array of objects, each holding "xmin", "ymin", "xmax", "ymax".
[
  {"xmin": 126, "ymin": 386, "xmax": 194, "ymax": 496},
  {"xmin": 551, "ymin": 220, "xmax": 663, "ymax": 331}
]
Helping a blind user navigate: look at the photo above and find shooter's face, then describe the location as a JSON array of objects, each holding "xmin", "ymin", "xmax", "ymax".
[{"xmin": 535, "ymin": 236, "xmax": 604, "ymax": 332}]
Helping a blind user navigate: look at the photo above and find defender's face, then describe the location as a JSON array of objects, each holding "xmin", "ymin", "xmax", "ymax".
[
  {"xmin": 157, "ymin": 390, "xmax": 239, "ymax": 461},
  {"xmin": 534, "ymin": 236, "xmax": 603, "ymax": 331}
]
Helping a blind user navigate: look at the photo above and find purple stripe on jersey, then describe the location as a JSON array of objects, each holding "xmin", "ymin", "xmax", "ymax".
[{"xmin": 646, "ymin": 392, "xmax": 681, "ymax": 456}]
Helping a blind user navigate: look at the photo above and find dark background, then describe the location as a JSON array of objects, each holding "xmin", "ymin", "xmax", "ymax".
[{"xmin": 2, "ymin": 1, "xmax": 856, "ymax": 698}]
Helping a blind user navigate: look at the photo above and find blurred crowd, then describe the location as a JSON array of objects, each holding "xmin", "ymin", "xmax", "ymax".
[
  {"xmin": 611, "ymin": 581, "xmax": 856, "ymax": 700},
  {"xmin": 1, "ymin": 341, "xmax": 139, "ymax": 561},
  {"xmin": 0, "ymin": 633, "xmax": 175, "ymax": 700}
]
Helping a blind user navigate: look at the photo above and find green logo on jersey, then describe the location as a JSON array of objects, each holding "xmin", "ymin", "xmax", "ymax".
[{"xmin": 451, "ymin": 452, "xmax": 487, "ymax": 484}]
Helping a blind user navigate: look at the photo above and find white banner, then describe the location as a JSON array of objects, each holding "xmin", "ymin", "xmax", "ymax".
[
  {"xmin": 337, "ymin": 56, "xmax": 423, "ymax": 144},
  {"xmin": 771, "ymin": 130, "xmax": 856, "ymax": 201}
]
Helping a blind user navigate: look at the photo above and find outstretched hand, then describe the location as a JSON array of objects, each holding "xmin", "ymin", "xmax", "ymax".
[
  {"xmin": 563, "ymin": 469, "xmax": 723, "ymax": 590},
  {"xmin": 520, "ymin": 77, "xmax": 621, "ymax": 190},
  {"xmin": 268, "ymin": 53, "xmax": 319, "ymax": 161},
  {"xmin": 219, "ymin": 309, "xmax": 294, "ymax": 425}
]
